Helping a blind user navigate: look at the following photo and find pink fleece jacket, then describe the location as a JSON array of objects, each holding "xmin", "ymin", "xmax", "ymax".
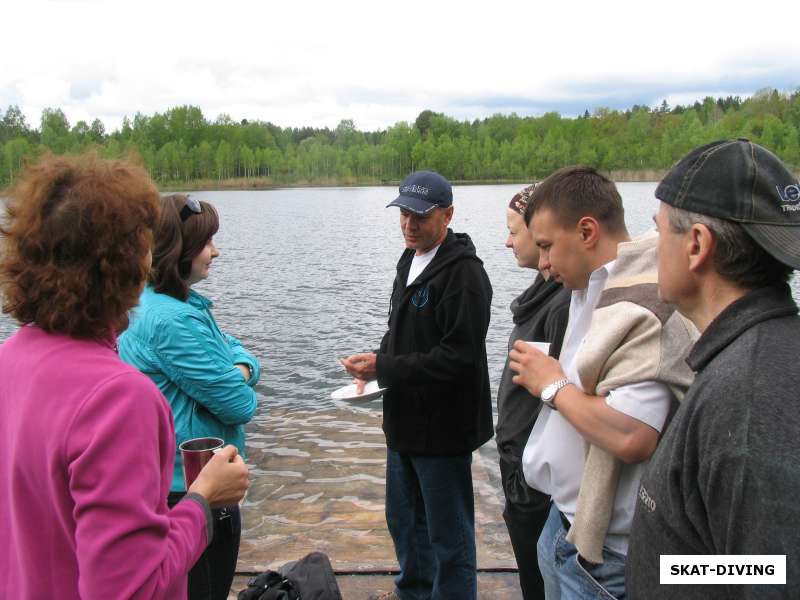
[{"xmin": 0, "ymin": 325, "xmax": 211, "ymax": 599}]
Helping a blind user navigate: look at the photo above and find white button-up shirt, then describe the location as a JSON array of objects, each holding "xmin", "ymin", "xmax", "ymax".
[{"xmin": 522, "ymin": 259, "xmax": 672, "ymax": 555}]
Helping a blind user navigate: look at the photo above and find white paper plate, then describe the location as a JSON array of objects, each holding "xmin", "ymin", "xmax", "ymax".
[{"xmin": 330, "ymin": 380, "xmax": 387, "ymax": 401}]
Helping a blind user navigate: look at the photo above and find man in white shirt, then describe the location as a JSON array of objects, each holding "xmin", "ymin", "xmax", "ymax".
[{"xmin": 508, "ymin": 166, "xmax": 696, "ymax": 599}]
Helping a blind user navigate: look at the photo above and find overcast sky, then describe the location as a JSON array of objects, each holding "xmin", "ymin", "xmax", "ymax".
[{"xmin": 3, "ymin": 0, "xmax": 799, "ymax": 133}]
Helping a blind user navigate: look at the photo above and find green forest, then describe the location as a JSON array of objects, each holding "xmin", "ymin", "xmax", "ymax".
[{"xmin": 1, "ymin": 88, "xmax": 799, "ymax": 189}]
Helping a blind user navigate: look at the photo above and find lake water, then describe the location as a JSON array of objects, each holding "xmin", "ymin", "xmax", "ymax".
[{"xmin": 2, "ymin": 183, "xmax": 798, "ymax": 571}]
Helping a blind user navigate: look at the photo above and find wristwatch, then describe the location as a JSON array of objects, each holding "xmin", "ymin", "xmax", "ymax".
[{"xmin": 540, "ymin": 378, "xmax": 570, "ymax": 411}]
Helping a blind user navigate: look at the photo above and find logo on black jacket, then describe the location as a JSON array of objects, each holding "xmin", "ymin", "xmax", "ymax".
[{"xmin": 411, "ymin": 285, "xmax": 431, "ymax": 309}]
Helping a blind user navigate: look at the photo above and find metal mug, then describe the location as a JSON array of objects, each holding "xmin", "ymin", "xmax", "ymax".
[{"xmin": 179, "ymin": 436, "xmax": 224, "ymax": 488}]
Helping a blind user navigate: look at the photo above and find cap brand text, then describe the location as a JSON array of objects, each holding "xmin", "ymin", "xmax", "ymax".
[
  {"xmin": 776, "ymin": 183, "xmax": 800, "ymax": 207},
  {"xmin": 401, "ymin": 184, "xmax": 430, "ymax": 196}
]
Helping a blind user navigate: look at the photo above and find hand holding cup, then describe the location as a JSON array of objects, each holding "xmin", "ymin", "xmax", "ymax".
[
  {"xmin": 187, "ymin": 445, "xmax": 250, "ymax": 509},
  {"xmin": 509, "ymin": 339, "xmax": 566, "ymax": 397}
]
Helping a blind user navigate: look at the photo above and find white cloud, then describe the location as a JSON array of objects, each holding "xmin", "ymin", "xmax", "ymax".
[{"xmin": 2, "ymin": 0, "xmax": 798, "ymax": 132}]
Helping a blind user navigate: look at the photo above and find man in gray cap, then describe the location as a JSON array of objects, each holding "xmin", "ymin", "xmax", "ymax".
[
  {"xmin": 627, "ymin": 139, "xmax": 800, "ymax": 598},
  {"xmin": 342, "ymin": 170, "xmax": 493, "ymax": 600}
]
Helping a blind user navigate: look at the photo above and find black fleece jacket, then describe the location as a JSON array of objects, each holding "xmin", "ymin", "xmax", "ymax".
[
  {"xmin": 495, "ymin": 273, "xmax": 570, "ymax": 460},
  {"xmin": 375, "ymin": 229, "xmax": 493, "ymax": 455}
]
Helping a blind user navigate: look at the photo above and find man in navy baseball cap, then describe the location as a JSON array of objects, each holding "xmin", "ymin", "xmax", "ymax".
[
  {"xmin": 386, "ymin": 170, "xmax": 453, "ymax": 214},
  {"xmin": 342, "ymin": 168, "xmax": 493, "ymax": 599}
]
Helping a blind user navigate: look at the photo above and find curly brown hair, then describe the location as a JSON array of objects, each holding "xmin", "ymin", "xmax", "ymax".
[
  {"xmin": 150, "ymin": 194, "xmax": 219, "ymax": 301},
  {"xmin": 0, "ymin": 153, "xmax": 160, "ymax": 339}
]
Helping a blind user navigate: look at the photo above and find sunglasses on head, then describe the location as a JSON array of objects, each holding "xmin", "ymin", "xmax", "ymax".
[{"xmin": 179, "ymin": 195, "xmax": 202, "ymax": 221}]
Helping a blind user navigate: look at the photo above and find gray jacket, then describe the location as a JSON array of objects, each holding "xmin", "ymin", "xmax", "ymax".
[{"xmin": 627, "ymin": 283, "xmax": 800, "ymax": 599}]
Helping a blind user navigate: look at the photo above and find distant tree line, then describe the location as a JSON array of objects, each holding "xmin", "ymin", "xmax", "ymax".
[{"xmin": 1, "ymin": 88, "xmax": 799, "ymax": 188}]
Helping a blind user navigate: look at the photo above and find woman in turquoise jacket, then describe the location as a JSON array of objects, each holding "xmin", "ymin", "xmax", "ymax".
[{"xmin": 120, "ymin": 194, "xmax": 261, "ymax": 600}]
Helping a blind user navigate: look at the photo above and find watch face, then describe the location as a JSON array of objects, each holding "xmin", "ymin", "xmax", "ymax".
[
  {"xmin": 542, "ymin": 384, "xmax": 555, "ymax": 402},
  {"xmin": 542, "ymin": 379, "xmax": 566, "ymax": 403}
]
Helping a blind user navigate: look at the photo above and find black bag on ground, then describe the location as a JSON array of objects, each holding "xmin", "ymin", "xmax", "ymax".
[
  {"xmin": 238, "ymin": 551, "xmax": 343, "ymax": 600},
  {"xmin": 238, "ymin": 569, "xmax": 298, "ymax": 600}
]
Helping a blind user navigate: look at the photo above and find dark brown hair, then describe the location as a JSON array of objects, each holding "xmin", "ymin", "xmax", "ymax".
[
  {"xmin": 0, "ymin": 153, "xmax": 159, "ymax": 339},
  {"xmin": 149, "ymin": 194, "xmax": 219, "ymax": 300},
  {"xmin": 524, "ymin": 165, "xmax": 627, "ymax": 234}
]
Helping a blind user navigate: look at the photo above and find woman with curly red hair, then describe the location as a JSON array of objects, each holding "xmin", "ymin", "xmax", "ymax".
[{"xmin": 0, "ymin": 154, "xmax": 249, "ymax": 600}]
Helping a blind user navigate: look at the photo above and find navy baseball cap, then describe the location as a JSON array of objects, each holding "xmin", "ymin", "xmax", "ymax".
[
  {"xmin": 657, "ymin": 139, "xmax": 800, "ymax": 269},
  {"xmin": 386, "ymin": 170, "xmax": 453, "ymax": 215}
]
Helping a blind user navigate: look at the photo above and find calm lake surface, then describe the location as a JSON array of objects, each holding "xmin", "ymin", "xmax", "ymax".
[{"xmin": 2, "ymin": 183, "xmax": 798, "ymax": 571}]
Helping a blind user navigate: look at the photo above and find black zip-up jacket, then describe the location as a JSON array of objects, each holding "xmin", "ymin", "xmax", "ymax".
[
  {"xmin": 495, "ymin": 274, "xmax": 570, "ymax": 504},
  {"xmin": 495, "ymin": 274, "xmax": 570, "ymax": 459},
  {"xmin": 375, "ymin": 229, "xmax": 493, "ymax": 455}
]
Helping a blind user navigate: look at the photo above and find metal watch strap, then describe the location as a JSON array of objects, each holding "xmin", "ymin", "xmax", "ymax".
[{"xmin": 542, "ymin": 378, "xmax": 570, "ymax": 411}]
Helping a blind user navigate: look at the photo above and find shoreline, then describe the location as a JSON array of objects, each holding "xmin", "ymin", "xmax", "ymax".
[
  {"xmin": 160, "ymin": 170, "xmax": 672, "ymax": 193},
  {"xmin": 9, "ymin": 169, "xmax": 796, "ymax": 195}
]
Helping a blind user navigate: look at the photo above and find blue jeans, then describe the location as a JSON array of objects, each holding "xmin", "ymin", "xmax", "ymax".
[
  {"xmin": 385, "ymin": 449, "xmax": 477, "ymax": 600},
  {"xmin": 537, "ymin": 504, "xmax": 626, "ymax": 600}
]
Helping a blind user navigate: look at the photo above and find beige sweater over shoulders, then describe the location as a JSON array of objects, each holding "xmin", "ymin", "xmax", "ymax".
[{"xmin": 565, "ymin": 231, "xmax": 698, "ymax": 563}]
